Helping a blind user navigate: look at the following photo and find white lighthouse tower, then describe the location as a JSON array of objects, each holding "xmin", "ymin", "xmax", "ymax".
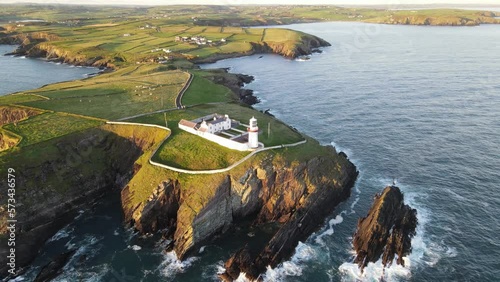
[{"xmin": 248, "ymin": 116, "xmax": 259, "ymax": 149}]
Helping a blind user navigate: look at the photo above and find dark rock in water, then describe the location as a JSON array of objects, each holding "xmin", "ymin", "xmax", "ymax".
[
  {"xmin": 262, "ymin": 109, "xmax": 275, "ymax": 117},
  {"xmin": 219, "ymin": 156, "xmax": 359, "ymax": 281},
  {"xmin": 195, "ymin": 69, "xmax": 259, "ymax": 105},
  {"xmin": 239, "ymin": 89, "xmax": 260, "ymax": 105},
  {"xmin": 219, "ymin": 246, "xmax": 253, "ymax": 281},
  {"xmin": 338, "ymin": 151, "xmax": 348, "ymax": 159},
  {"xmin": 353, "ymin": 186, "xmax": 417, "ymax": 271},
  {"xmin": 34, "ymin": 249, "xmax": 76, "ymax": 282},
  {"xmin": 311, "ymin": 48, "xmax": 323, "ymax": 53}
]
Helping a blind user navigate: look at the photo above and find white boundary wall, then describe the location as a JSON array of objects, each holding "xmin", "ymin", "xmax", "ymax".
[
  {"xmin": 178, "ymin": 123, "xmax": 249, "ymax": 151},
  {"xmin": 106, "ymin": 121, "xmax": 307, "ymax": 175}
]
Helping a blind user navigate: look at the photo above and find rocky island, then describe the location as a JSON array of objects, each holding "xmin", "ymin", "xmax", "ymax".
[{"xmin": 353, "ymin": 186, "xmax": 418, "ymax": 271}]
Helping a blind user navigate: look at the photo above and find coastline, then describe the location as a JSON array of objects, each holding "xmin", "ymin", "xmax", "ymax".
[
  {"xmin": 0, "ymin": 25, "xmax": 358, "ymax": 281},
  {"xmin": 0, "ymin": 44, "xmax": 101, "ymax": 96}
]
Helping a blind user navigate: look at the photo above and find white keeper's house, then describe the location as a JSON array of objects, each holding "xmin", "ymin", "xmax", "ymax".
[{"xmin": 178, "ymin": 113, "xmax": 261, "ymax": 151}]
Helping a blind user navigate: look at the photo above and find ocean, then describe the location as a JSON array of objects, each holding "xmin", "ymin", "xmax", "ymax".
[
  {"xmin": 0, "ymin": 45, "xmax": 97, "ymax": 96},
  {"xmin": 4, "ymin": 22, "xmax": 500, "ymax": 281}
]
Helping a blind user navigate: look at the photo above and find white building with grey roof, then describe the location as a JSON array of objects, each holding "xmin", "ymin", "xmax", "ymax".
[{"xmin": 178, "ymin": 113, "xmax": 260, "ymax": 151}]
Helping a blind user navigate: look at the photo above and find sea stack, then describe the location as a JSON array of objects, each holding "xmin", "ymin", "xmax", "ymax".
[{"xmin": 353, "ymin": 185, "xmax": 418, "ymax": 271}]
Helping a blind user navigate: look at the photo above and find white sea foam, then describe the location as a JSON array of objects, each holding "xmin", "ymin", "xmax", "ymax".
[
  {"xmin": 74, "ymin": 209, "xmax": 85, "ymax": 220},
  {"xmin": 262, "ymin": 242, "xmax": 317, "ymax": 282},
  {"xmin": 159, "ymin": 251, "xmax": 199, "ymax": 279},
  {"xmin": 48, "ymin": 225, "xmax": 74, "ymax": 242},
  {"xmin": 51, "ymin": 264, "xmax": 110, "ymax": 282},
  {"xmin": 199, "ymin": 246, "xmax": 206, "ymax": 254},
  {"xmin": 235, "ymin": 272, "xmax": 251, "ymax": 282},
  {"xmin": 129, "ymin": 245, "xmax": 142, "ymax": 251},
  {"xmin": 330, "ymin": 141, "xmax": 353, "ymax": 158},
  {"xmin": 8, "ymin": 276, "xmax": 26, "ymax": 281},
  {"xmin": 339, "ymin": 258, "xmax": 412, "ymax": 282},
  {"xmin": 315, "ymin": 212, "xmax": 346, "ymax": 245}
]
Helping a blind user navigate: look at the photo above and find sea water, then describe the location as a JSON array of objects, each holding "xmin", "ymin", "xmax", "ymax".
[
  {"xmin": 5, "ymin": 22, "xmax": 500, "ymax": 281},
  {"xmin": 0, "ymin": 45, "xmax": 97, "ymax": 96}
]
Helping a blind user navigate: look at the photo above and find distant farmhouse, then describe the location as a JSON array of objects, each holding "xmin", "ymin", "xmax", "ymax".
[
  {"xmin": 175, "ymin": 36, "xmax": 227, "ymax": 46},
  {"xmin": 178, "ymin": 114, "xmax": 260, "ymax": 151}
]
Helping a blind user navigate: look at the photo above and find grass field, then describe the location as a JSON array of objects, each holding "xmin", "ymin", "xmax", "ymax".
[
  {"xmin": 181, "ymin": 72, "xmax": 235, "ymax": 105},
  {"xmin": 3, "ymin": 112, "xmax": 103, "ymax": 147},
  {"xmin": 152, "ymin": 125, "xmax": 249, "ymax": 170},
  {"xmin": 15, "ymin": 66, "xmax": 190, "ymax": 120}
]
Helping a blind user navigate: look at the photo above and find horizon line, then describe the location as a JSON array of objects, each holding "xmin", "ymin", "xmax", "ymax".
[{"xmin": 1, "ymin": 2, "xmax": 500, "ymax": 6}]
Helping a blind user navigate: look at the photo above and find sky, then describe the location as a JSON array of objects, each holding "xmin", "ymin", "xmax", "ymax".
[{"xmin": 0, "ymin": 0, "xmax": 499, "ymax": 5}]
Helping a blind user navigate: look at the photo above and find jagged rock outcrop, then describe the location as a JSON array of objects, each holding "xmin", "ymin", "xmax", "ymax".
[
  {"xmin": 1, "ymin": 32, "xmax": 115, "ymax": 68},
  {"xmin": 123, "ymin": 179, "xmax": 181, "ymax": 236},
  {"xmin": 122, "ymin": 146, "xmax": 358, "ymax": 280},
  {"xmin": 353, "ymin": 186, "xmax": 418, "ymax": 271},
  {"xmin": 219, "ymin": 246, "xmax": 254, "ymax": 282},
  {"xmin": 196, "ymin": 69, "xmax": 259, "ymax": 105},
  {"xmin": 384, "ymin": 15, "xmax": 500, "ymax": 26},
  {"xmin": 250, "ymin": 34, "xmax": 330, "ymax": 59}
]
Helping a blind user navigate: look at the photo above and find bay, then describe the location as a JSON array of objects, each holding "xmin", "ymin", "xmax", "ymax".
[{"xmin": 0, "ymin": 45, "xmax": 97, "ymax": 96}]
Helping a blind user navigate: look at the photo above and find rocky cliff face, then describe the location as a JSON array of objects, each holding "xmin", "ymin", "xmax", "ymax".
[
  {"xmin": 353, "ymin": 186, "xmax": 418, "ymax": 271},
  {"xmin": 0, "ymin": 106, "xmax": 41, "ymax": 126},
  {"xmin": 122, "ymin": 146, "xmax": 358, "ymax": 280},
  {"xmin": 0, "ymin": 125, "xmax": 165, "ymax": 278},
  {"xmin": 195, "ymin": 69, "xmax": 259, "ymax": 105},
  {"xmin": 1, "ymin": 32, "xmax": 115, "ymax": 68},
  {"xmin": 383, "ymin": 15, "xmax": 499, "ymax": 26},
  {"xmin": 253, "ymin": 34, "xmax": 331, "ymax": 59}
]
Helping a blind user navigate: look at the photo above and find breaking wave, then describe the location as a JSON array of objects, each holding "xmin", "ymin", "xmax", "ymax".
[
  {"xmin": 262, "ymin": 242, "xmax": 318, "ymax": 281},
  {"xmin": 159, "ymin": 251, "xmax": 199, "ymax": 279},
  {"xmin": 48, "ymin": 225, "xmax": 74, "ymax": 242}
]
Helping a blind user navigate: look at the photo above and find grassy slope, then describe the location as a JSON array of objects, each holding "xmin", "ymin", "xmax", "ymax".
[
  {"xmin": 3, "ymin": 112, "xmax": 103, "ymax": 147},
  {"xmin": 14, "ymin": 66, "xmax": 189, "ymax": 120},
  {"xmin": 1, "ymin": 11, "xmax": 316, "ymax": 68}
]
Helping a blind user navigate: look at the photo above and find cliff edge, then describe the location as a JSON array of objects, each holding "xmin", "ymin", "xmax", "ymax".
[{"xmin": 122, "ymin": 142, "xmax": 357, "ymax": 281}]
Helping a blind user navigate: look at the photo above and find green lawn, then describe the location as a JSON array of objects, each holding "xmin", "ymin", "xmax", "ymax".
[
  {"xmin": 3, "ymin": 112, "xmax": 103, "ymax": 147},
  {"xmin": 181, "ymin": 72, "xmax": 235, "ymax": 105},
  {"xmin": 0, "ymin": 94, "xmax": 46, "ymax": 106},
  {"xmin": 152, "ymin": 125, "xmax": 249, "ymax": 170},
  {"xmin": 132, "ymin": 103, "xmax": 304, "ymax": 147},
  {"xmin": 129, "ymin": 101, "xmax": 304, "ymax": 170},
  {"xmin": 17, "ymin": 67, "xmax": 189, "ymax": 120}
]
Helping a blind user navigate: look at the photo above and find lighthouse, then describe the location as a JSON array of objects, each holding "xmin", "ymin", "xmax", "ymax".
[{"xmin": 248, "ymin": 116, "xmax": 259, "ymax": 149}]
